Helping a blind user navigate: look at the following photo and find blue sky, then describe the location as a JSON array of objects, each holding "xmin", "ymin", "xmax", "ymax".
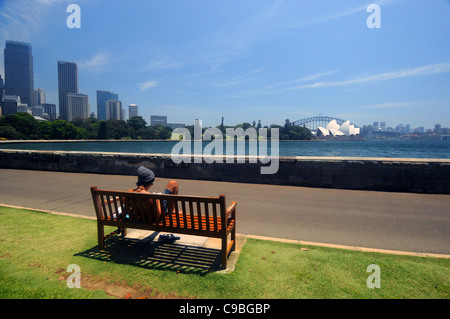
[{"xmin": 1, "ymin": 0, "xmax": 449, "ymax": 129}]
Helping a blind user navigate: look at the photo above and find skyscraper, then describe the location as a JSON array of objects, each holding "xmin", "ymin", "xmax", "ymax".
[
  {"xmin": 106, "ymin": 99, "xmax": 122, "ymax": 120},
  {"xmin": 34, "ymin": 88, "xmax": 46, "ymax": 106},
  {"xmin": 67, "ymin": 93, "xmax": 89, "ymax": 121},
  {"xmin": 4, "ymin": 41, "xmax": 34, "ymax": 107},
  {"xmin": 0, "ymin": 75, "xmax": 5, "ymax": 104},
  {"xmin": 58, "ymin": 61, "xmax": 78, "ymax": 121},
  {"xmin": 97, "ymin": 90, "xmax": 118, "ymax": 121},
  {"xmin": 129, "ymin": 104, "xmax": 138, "ymax": 119}
]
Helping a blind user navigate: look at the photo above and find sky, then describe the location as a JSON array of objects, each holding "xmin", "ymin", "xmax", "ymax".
[{"xmin": 0, "ymin": 0, "xmax": 449, "ymax": 129}]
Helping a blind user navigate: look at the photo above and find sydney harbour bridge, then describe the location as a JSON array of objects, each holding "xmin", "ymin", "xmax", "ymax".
[{"xmin": 290, "ymin": 115, "xmax": 360, "ymax": 132}]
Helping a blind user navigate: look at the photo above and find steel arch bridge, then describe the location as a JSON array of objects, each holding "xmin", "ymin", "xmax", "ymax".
[{"xmin": 291, "ymin": 116, "xmax": 359, "ymax": 131}]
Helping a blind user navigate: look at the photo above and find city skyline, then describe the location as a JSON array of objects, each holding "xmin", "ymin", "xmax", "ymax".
[{"xmin": 0, "ymin": 0, "xmax": 449, "ymax": 129}]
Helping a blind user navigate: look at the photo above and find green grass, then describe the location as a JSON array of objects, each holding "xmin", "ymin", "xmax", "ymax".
[{"xmin": 0, "ymin": 206, "xmax": 448, "ymax": 299}]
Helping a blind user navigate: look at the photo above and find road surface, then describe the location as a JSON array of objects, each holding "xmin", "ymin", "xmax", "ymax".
[{"xmin": 0, "ymin": 168, "xmax": 449, "ymax": 255}]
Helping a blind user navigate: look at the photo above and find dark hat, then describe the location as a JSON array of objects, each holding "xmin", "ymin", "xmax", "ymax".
[{"xmin": 137, "ymin": 166, "xmax": 155, "ymax": 184}]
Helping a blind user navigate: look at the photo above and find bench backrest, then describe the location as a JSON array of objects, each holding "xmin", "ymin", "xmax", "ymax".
[{"xmin": 90, "ymin": 186, "xmax": 227, "ymax": 231}]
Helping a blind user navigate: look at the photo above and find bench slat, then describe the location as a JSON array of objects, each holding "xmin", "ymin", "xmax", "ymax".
[
  {"xmin": 189, "ymin": 201, "xmax": 194, "ymax": 229},
  {"xmin": 205, "ymin": 203, "xmax": 210, "ymax": 231}
]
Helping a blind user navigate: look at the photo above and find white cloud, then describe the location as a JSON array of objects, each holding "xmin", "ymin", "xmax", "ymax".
[
  {"xmin": 283, "ymin": 0, "xmax": 398, "ymax": 30},
  {"xmin": 290, "ymin": 62, "xmax": 450, "ymax": 90},
  {"xmin": 78, "ymin": 52, "xmax": 109, "ymax": 68},
  {"xmin": 76, "ymin": 52, "xmax": 115, "ymax": 74},
  {"xmin": 142, "ymin": 57, "xmax": 184, "ymax": 71},
  {"xmin": 213, "ymin": 69, "xmax": 264, "ymax": 88},
  {"xmin": 360, "ymin": 99, "xmax": 449, "ymax": 110},
  {"xmin": 138, "ymin": 81, "xmax": 157, "ymax": 91},
  {"xmin": 360, "ymin": 101, "xmax": 418, "ymax": 109},
  {"xmin": 240, "ymin": 69, "xmax": 337, "ymax": 96}
]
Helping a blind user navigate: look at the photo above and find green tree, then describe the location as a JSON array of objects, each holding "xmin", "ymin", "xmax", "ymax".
[
  {"xmin": 106, "ymin": 119, "xmax": 136, "ymax": 139},
  {"xmin": 37, "ymin": 121, "xmax": 53, "ymax": 139},
  {"xmin": 50, "ymin": 120, "xmax": 82, "ymax": 140},
  {"xmin": 0, "ymin": 126, "xmax": 20, "ymax": 140},
  {"xmin": 128, "ymin": 116, "xmax": 147, "ymax": 132},
  {"xmin": 71, "ymin": 117, "xmax": 100, "ymax": 139},
  {"xmin": 0, "ymin": 112, "xmax": 37, "ymax": 139},
  {"xmin": 97, "ymin": 121, "xmax": 108, "ymax": 139}
]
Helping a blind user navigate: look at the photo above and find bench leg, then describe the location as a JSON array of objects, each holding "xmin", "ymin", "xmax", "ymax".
[
  {"xmin": 231, "ymin": 223, "xmax": 236, "ymax": 252},
  {"xmin": 221, "ymin": 236, "xmax": 228, "ymax": 269},
  {"xmin": 97, "ymin": 223, "xmax": 105, "ymax": 250}
]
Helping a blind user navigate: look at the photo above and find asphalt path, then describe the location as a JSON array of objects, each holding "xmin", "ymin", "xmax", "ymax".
[{"xmin": 0, "ymin": 168, "xmax": 449, "ymax": 255}]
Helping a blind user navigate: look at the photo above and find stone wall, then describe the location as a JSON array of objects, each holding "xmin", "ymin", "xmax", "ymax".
[{"xmin": 0, "ymin": 149, "xmax": 449, "ymax": 194}]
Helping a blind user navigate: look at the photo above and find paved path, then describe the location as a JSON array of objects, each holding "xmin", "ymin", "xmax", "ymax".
[{"xmin": 0, "ymin": 168, "xmax": 449, "ymax": 255}]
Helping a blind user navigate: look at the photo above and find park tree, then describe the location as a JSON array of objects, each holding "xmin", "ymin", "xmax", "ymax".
[
  {"xmin": 50, "ymin": 120, "xmax": 83, "ymax": 140},
  {"xmin": 0, "ymin": 126, "xmax": 20, "ymax": 140},
  {"xmin": 37, "ymin": 121, "xmax": 53, "ymax": 139},
  {"xmin": 128, "ymin": 116, "xmax": 147, "ymax": 132},
  {"xmin": 97, "ymin": 121, "xmax": 108, "ymax": 139},
  {"xmin": 0, "ymin": 112, "xmax": 37, "ymax": 139},
  {"xmin": 106, "ymin": 119, "xmax": 136, "ymax": 139}
]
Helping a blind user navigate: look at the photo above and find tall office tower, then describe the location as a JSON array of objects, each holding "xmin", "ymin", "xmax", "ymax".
[
  {"xmin": 129, "ymin": 104, "xmax": 138, "ymax": 118},
  {"xmin": 34, "ymin": 88, "xmax": 46, "ymax": 106},
  {"xmin": 0, "ymin": 75, "xmax": 5, "ymax": 104},
  {"xmin": 97, "ymin": 90, "xmax": 118, "ymax": 120},
  {"xmin": 67, "ymin": 93, "xmax": 89, "ymax": 121},
  {"xmin": 58, "ymin": 61, "xmax": 78, "ymax": 121},
  {"xmin": 4, "ymin": 41, "xmax": 34, "ymax": 107},
  {"xmin": 105, "ymin": 99, "xmax": 122, "ymax": 120}
]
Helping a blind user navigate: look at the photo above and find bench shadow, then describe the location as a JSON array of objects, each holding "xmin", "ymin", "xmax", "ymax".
[{"xmin": 74, "ymin": 233, "xmax": 222, "ymax": 275}]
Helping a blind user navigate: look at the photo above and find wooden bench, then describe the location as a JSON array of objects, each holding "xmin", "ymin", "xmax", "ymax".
[{"xmin": 90, "ymin": 186, "xmax": 237, "ymax": 268}]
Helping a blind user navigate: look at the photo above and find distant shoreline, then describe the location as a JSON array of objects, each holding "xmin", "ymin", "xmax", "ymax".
[{"xmin": 0, "ymin": 139, "xmax": 326, "ymax": 144}]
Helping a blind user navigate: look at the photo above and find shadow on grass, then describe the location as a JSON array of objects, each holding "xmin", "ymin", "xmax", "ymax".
[{"xmin": 74, "ymin": 233, "xmax": 222, "ymax": 275}]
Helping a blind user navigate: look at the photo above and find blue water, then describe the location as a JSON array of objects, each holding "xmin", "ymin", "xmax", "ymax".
[{"xmin": 0, "ymin": 140, "xmax": 449, "ymax": 159}]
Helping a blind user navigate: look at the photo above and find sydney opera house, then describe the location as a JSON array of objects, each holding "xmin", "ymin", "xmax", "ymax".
[{"xmin": 316, "ymin": 120, "xmax": 360, "ymax": 137}]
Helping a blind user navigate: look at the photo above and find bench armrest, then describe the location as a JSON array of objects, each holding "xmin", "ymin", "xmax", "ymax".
[{"xmin": 225, "ymin": 201, "xmax": 237, "ymax": 219}]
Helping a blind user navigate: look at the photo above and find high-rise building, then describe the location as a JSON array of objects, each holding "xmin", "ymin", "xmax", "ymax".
[
  {"xmin": 67, "ymin": 93, "xmax": 89, "ymax": 121},
  {"xmin": 1, "ymin": 95, "xmax": 21, "ymax": 115},
  {"xmin": 151, "ymin": 115, "xmax": 167, "ymax": 127},
  {"xmin": 42, "ymin": 103, "xmax": 57, "ymax": 120},
  {"xmin": 58, "ymin": 61, "xmax": 78, "ymax": 121},
  {"xmin": 97, "ymin": 90, "xmax": 118, "ymax": 121},
  {"xmin": 0, "ymin": 75, "xmax": 5, "ymax": 105},
  {"xmin": 34, "ymin": 88, "xmax": 46, "ymax": 106},
  {"xmin": 129, "ymin": 104, "xmax": 138, "ymax": 119},
  {"xmin": 106, "ymin": 99, "xmax": 122, "ymax": 120},
  {"xmin": 4, "ymin": 41, "xmax": 34, "ymax": 107}
]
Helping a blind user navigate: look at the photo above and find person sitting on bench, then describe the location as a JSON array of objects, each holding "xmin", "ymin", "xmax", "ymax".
[{"xmin": 128, "ymin": 166, "xmax": 179, "ymax": 220}]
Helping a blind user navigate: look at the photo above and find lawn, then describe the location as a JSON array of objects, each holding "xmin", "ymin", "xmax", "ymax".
[{"xmin": 0, "ymin": 206, "xmax": 448, "ymax": 299}]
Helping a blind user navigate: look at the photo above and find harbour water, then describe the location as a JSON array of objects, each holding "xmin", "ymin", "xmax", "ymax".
[{"xmin": 0, "ymin": 140, "xmax": 449, "ymax": 159}]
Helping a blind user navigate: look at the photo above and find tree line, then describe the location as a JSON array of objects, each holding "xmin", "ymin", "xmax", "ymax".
[{"xmin": 0, "ymin": 113, "xmax": 316, "ymax": 141}]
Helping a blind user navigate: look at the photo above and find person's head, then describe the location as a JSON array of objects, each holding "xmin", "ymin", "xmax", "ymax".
[{"xmin": 136, "ymin": 166, "xmax": 155, "ymax": 189}]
